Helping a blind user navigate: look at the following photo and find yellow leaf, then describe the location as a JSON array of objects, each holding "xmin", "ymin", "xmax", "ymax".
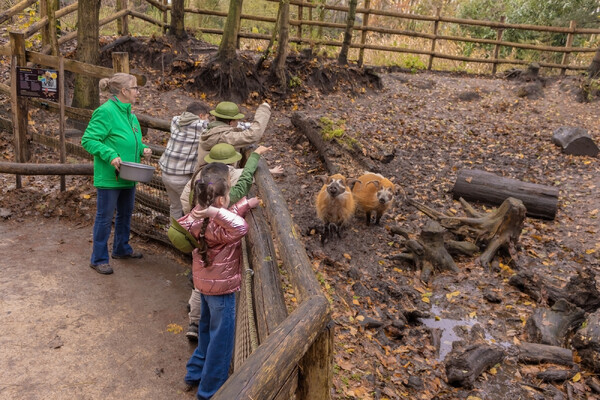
[
  {"xmin": 585, "ymin": 249, "xmax": 596, "ymax": 254},
  {"xmin": 467, "ymin": 397, "xmax": 482, "ymax": 400},
  {"xmin": 166, "ymin": 323, "xmax": 183, "ymax": 334},
  {"xmin": 394, "ymin": 267, "xmax": 403, "ymax": 273},
  {"xmin": 572, "ymin": 372, "xmax": 581, "ymax": 382},
  {"xmin": 291, "ymin": 297, "xmax": 297, "ymax": 302},
  {"xmin": 353, "ymin": 299, "xmax": 360, "ymax": 305},
  {"xmin": 82, "ymin": 194, "xmax": 91, "ymax": 199},
  {"xmin": 469, "ymin": 311, "xmax": 477, "ymax": 318},
  {"xmin": 356, "ymin": 315, "xmax": 365, "ymax": 322},
  {"xmin": 343, "ymin": 253, "xmax": 352, "ymax": 260},
  {"xmin": 421, "ymin": 296, "xmax": 430, "ymax": 304},
  {"xmin": 435, "ymin": 316, "xmax": 441, "ymax": 321},
  {"xmin": 489, "ymin": 367, "xmax": 497, "ymax": 375}
]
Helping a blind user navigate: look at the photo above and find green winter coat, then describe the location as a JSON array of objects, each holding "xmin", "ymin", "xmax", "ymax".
[{"xmin": 81, "ymin": 96, "xmax": 147, "ymax": 189}]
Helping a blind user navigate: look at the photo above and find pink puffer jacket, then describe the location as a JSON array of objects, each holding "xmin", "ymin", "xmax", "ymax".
[{"xmin": 190, "ymin": 198, "xmax": 251, "ymax": 295}]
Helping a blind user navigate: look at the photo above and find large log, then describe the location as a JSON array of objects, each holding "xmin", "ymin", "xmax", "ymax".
[
  {"xmin": 517, "ymin": 342, "xmax": 574, "ymax": 366},
  {"xmin": 445, "ymin": 344, "xmax": 505, "ymax": 388},
  {"xmin": 0, "ymin": 162, "xmax": 93, "ymax": 175},
  {"xmin": 552, "ymin": 126, "xmax": 599, "ymax": 157},
  {"xmin": 291, "ymin": 112, "xmax": 338, "ymax": 174},
  {"xmin": 452, "ymin": 169, "xmax": 558, "ymax": 220}
]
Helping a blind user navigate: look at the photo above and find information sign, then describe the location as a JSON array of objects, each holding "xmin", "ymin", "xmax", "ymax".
[{"xmin": 17, "ymin": 67, "xmax": 59, "ymax": 101}]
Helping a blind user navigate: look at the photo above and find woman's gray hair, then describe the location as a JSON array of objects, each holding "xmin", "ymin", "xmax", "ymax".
[{"xmin": 99, "ymin": 73, "xmax": 136, "ymax": 95}]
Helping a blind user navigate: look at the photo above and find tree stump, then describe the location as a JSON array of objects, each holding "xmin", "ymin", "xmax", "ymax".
[
  {"xmin": 525, "ymin": 299, "xmax": 586, "ymax": 347},
  {"xmin": 409, "ymin": 197, "xmax": 526, "ymax": 270},
  {"xmin": 572, "ymin": 309, "xmax": 600, "ymax": 372},
  {"xmin": 552, "ymin": 126, "xmax": 599, "ymax": 157},
  {"xmin": 445, "ymin": 344, "xmax": 505, "ymax": 388},
  {"xmin": 452, "ymin": 169, "xmax": 558, "ymax": 220},
  {"xmin": 388, "ymin": 220, "xmax": 459, "ymax": 283}
]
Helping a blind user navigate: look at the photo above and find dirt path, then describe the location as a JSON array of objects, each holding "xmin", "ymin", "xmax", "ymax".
[{"xmin": 0, "ymin": 219, "xmax": 197, "ymax": 400}]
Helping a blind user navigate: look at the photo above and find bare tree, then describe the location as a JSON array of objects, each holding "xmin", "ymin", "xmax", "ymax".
[
  {"xmin": 217, "ymin": 0, "xmax": 243, "ymax": 61},
  {"xmin": 71, "ymin": 0, "xmax": 100, "ymax": 110},
  {"xmin": 338, "ymin": 0, "xmax": 357, "ymax": 65},
  {"xmin": 169, "ymin": 0, "xmax": 187, "ymax": 39},
  {"xmin": 589, "ymin": 47, "xmax": 600, "ymax": 78},
  {"xmin": 270, "ymin": 0, "xmax": 290, "ymax": 89}
]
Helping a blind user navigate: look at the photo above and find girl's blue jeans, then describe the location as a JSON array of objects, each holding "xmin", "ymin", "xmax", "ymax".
[
  {"xmin": 185, "ymin": 292, "xmax": 236, "ymax": 400},
  {"xmin": 90, "ymin": 187, "xmax": 136, "ymax": 266}
]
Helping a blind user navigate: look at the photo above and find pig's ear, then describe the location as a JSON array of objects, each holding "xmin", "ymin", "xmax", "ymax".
[
  {"xmin": 315, "ymin": 175, "xmax": 329, "ymax": 184},
  {"xmin": 346, "ymin": 178, "xmax": 358, "ymax": 189},
  {"xmin": 366, "ymin": 180, "xmax": 380, "ymax": 189}
]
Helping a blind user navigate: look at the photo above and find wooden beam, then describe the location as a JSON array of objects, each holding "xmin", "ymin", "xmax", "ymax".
[
  {"xmin": 0, "ymin": 162, "xmax": 93, "ymax": 175},
  {"xmin": 26, "ymin": 50, "xmax": 147, "ymax": 86},
  {"xmin": 129, "ymin": 10, "xmax": 166, "ymax": 27},
  {"xmin": 0, "ymin": 0, "xmax": 37, "ymax": 25},
  {"xmin": 214, "ymin": 296, "xmax": 330, "ymax": 400}
]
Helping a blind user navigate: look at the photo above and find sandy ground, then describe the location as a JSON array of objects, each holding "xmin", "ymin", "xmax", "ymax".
[{"xmin": 0, "ymin": 218, "xmax": 198, "ymax": 400}]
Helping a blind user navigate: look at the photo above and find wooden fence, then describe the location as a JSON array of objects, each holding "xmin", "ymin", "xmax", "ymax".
[{"xmin": 140, "ymin": 0, "xmax": 600, "ymax": 74}]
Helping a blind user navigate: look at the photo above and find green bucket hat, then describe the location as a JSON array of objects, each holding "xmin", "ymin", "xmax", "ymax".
[
  {"xmin": 210, "ymin": 101, "xmax": 245, "ymax": 120},
  {"xmin": 204, "ymin": 143, "xmax": 242, "ymax": 164}
]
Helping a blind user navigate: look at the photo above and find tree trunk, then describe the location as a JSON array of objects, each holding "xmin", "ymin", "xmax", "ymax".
[
  {"xmin": 337, "ymin": 0, "xmax": 357, "ymax": 65},
  {"xmin": 589, "ymin": 47, "xmax": 600, "ymax": 78},
  {"xmin": 169, "ymin": 0, "xmax": 187, "ymax": 39},
  {"xmin": 217, "ymin": 0, "xmax": 243, "ymax": 61},
  {"xmin": 270, "ymin": 0, "xmax": 289, "ymax": 90},
  {"xmin": 71, "ymin": 0, "xmax": 100, "ymax": 110}
]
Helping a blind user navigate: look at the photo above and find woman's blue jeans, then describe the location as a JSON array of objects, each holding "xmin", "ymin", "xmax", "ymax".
[
  {"xmin": 90, "ymin": 187, "xmax": 135, "ymax": 266},
  {"xmin": 185, "ymin": 292, "xmax": 236, "ymax": 400}
]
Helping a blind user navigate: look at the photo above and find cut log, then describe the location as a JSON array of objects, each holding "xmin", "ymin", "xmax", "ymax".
[
  {"xmin": 0, "ymin": 162, "xmax": 93, "ymax": 175},
  {"xmin": 409, "ymin": 197, "xmax": 525, "ymax": 270},
  {"xmin": 517, "ymin": 342, "xmax": 574, "ymax": 366},
  {"xmin": 452, "ymin": 169, "xmax": 558, "ymax": 220},
  {"xmin": 571, "ymin": 309, "xmax": 600, "ymax": 373},
  {"xmin": 525, "ymin": 299, "xmax": 585, "ymax": 347},
  {"xmin": 445, "ymin": 344, "xmax": 505, "ymax": 388},
  {"xmin": 509, "ymin": 267, "xmax": 600, "ymax": 312},
  {"xmin": 552, "ymin": 126, "xmax": 599, "ymax": 157},
  {"xmin": 536, "ymin": 368, "xmax": 578, "ymax": 382}
]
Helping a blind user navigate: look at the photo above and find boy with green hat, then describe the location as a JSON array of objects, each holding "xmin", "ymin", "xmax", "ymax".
[{"xmin": 195, "ymin": 101, "xmax": 271, "ymax": 172}]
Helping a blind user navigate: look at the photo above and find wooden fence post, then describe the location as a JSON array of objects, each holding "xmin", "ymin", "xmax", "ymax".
[
  {"xmin": 561, "ymin": 20, "xmax": 576, "ymax": 75},
  {"xmin": 427, "ymin": 6, "xmax": 441, "ymax": 70},
  {"xmin": 112, "ymin": 52, "xmax": 130, "ymax": 73},
  {"xmin": 491, "ymin": 16, "xmax": 505, "ymax": 75},
  {"xmin": 296, "ymin": 321, "xmax": 334, "ymax": 400},
  {"xmin": 358, "ymin": 0, "xmax": 370, "ymax": 67},
  {"xmin": 117, "ymin": 0, "xmax": 129, "ymax": 36},
  {"xmin": 59, "ymin": 56, "xmax": 66, "ymax": 191},
  {"xmin": 9, "ymin": 31, "xmax": 30, "ymax": 190}
]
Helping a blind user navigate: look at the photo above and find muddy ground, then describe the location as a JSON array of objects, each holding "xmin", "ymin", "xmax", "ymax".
[{"xmin": 1, "ymin": 35, "xmax": 600, "ymax": 399}]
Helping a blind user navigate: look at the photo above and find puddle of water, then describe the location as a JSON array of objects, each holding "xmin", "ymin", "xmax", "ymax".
[{"xmin": 420, "ymin": 305, "xmax": 511, "ymax": 361}]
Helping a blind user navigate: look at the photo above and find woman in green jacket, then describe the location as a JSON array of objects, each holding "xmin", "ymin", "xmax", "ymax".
[{"xmin": 81, "ymin": 73, "xmax": 152, "ymax": 275}]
